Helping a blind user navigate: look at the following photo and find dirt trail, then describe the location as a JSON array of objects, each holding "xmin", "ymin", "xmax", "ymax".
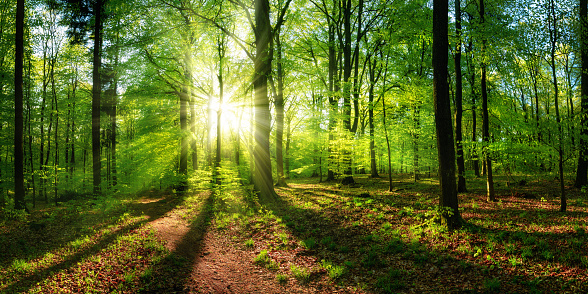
[{"xmin": 137, "ymin": 192, "xmax": 334, "ymax": 294}]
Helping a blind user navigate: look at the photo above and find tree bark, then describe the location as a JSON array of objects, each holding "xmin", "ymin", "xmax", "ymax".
[
  {"xmin": 549, "ymin": 0, "xmax": 565, "ymax": 211},
  {"xmin": 368, "ymin": 56, "xmax": 379, "ymax": 178},
  {"xmin": 215, "ymin": 36, "xmax": 225, "ymax": 186},
  {"xmin": 326, "ymin": 7, "xmax": 338, "ymax": 181},
  {"xmin": 92, "ymin": 0, "xmax": 103, "ymax": 195},
  {"xmin": 433, "ymin": 0, "xmax": 461, "ymax": 229},
  {"xmin": 14, "ymin": 0, "xmax": 26, "ymax": 210},
  {"xmin": 455, "ymin": 0, "xmax": 466, "ymax": 192},
  {"xmin": 253, "ymin": 0, "xmax": 277, "ymax": 201},
  {"xmin": 340, "ymin": 0, "xmax": 354, "ymax": 184},
  {"xmin": 480, "ymin": 0, "xmax": 495, "ymax": 202},
  {"xmin": 275, "ymin": 28, "xmax": 287, "ymax": 186},
  {"xmin": 575, "ymin": 0, "xmax": 588, "ymax": 188}
]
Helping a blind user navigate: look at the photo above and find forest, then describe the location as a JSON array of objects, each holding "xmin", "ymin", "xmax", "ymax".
[{"xmin": 1, "ymin": 0, "xmax": 588, "ymax": 292}]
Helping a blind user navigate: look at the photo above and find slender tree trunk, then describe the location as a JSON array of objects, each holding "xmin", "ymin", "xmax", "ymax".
[
  {"xmin": 466, "ymin": 38, "xmax": 480, "ymax": 177},
  {"xmin": 190, "ymin": 99, "xmax": 198, "ymax": 171},
  {"xmin": 253, "ymin": 0, "xmax": 277, "ymax": 201},
  {"xmin": 110, "ymin": 31, "xmax": 120, "ymax": 188},
  {"xmin": 413, "ymin": 103, "xmax": 420, "ymax": 182},
  {"xmin": 285, "ymin": 115, "xmax": 292, "ymax": 179},
  {"xmin": 340, "ymin": 0, "xmax": 354, "ymax": 184},
  {"xmin": 368, "ymin": 57, "xmax": 379, "ymax": 178},
  {"xmin": 14, "ymin": 0, "xmax": 26, "ymax": 210},
  {"xmin": 327, "ymin": 12, "xmax": 337, "ymax": 181},
  {"xmin": 275, "ymin": 29, "xmax": 287, "ymax": 186},
  {"xmin": 207, "ymin": 95, "xmax": 213, "ymax": 168},
  {"xmin": 549, "ymin": 0, "xmax": 565, "ymax": 211},
  {"xmin": 92, "ymin": 0, "xmax": 103, "ymax": 195},
  {"xmin": 26, "ymin": 60, "xmax": 35, "ymax": 207},
  {"xmin": 575, "ymin": 0, "xmax": 588, "ymax": 188},
  {"xmin": 383, "ymin": 95, "xmax": 393, "ymax": 192},
  {"xmin": 433, "ymin": 0, "xmax": 461, "ymax": 229},
  {"xmin": 351, "ymin": 0, "xmax": 363, "ymax": 134},
  {"xmin": 480, "ymin": 0, "xmax": 495, "ymax": 202},
  {"xmin": 455, "ymin": 0, "xmax": 466, "ymax": 192},
  {"xmin": 215, "ymin": 37, "xmax": 225, "ymax": 186}
]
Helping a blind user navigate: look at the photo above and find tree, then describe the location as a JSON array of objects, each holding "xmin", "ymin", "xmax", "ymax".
[
  {"xmin": 14, "ymin": 0, "xmax": 26, "ymax": 210},
  {"xmin": 56, "ymin": 0, "xmax": 108, "ymax": 195},
  {"xmin": 455, "ymin": 0, "xmax": 466, "ymax": 192},
  {"xmin": 433, "ymin": 0, "xmax": 461, "ymax": 229},
  {"xmin": 252, "ymin": 0, "xmax": 277, "ymax": 201},
  {"xmin": 546, "ymin": 0, "xmax": 565, "ymax": 211},
  {"xmin": 274, "ymin": 25, "xmax": 287, "ymax": 187},
  {"xmin": 479, "ymin": 0, "xmax": 495, "ymax": 202},
  {"xmin": 576, "ymin": 0, "xmax": 588, "ymax": 189}
]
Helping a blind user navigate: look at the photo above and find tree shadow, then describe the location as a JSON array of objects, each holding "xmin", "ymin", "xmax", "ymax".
[
  {"xmin": 137, "ymin": 192, "xmax": 215, "ymax": 293},
  {"xmin": 267, "ymin": 181, "xmax": 587, "ymax": 293},
  {"xmin": 0, "ymin": 190, "xmax": 188, "ymax": 293}
]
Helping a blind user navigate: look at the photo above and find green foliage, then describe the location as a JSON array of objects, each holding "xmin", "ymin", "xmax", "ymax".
[
  {"xmin": 290, "ymin": 265, "xmax": 311, "ymax": 284},
  {"xmin": 483, "ymin": 278, "xmax": 502, "ymax": 293},
  {"xmin": 300, "ymin": 238, "xmax": 316, "ymax": 250},
  {"xmin": 252, "ymin": 249, "xmax": 279, "ymax": 270},
  {"xmin": 362, "ymin": 246, "xmax": 385, "ymax": 268},
  {"xmin": 376, "ymin": 269, "xmax": 407, "ymax": 293},
  {"xmin": 244, "ymin": 238, "xmax": 254, "ymax": 248},
  {"xmin": 321, "ymin": 260, "xmax": 346, "ymax": 280},
  {"xmin": 276, "ymin": 273, "xmax": 288, "ymax": 284}
]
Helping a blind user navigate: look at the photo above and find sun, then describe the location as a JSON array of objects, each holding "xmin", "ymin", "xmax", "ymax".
[{"xmin": 208, "ymin": 96, "xmax": 250, "ymax": 135}]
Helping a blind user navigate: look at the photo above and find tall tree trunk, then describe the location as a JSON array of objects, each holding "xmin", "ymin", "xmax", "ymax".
[
  {"xmin": 480, "ymin": 0, "xmax": 495, "ymax": 202},
  {"xmin": 351, "ymin": 0, "xmax": 363, "ymax": 134},
  {"xmin": 455, "ymin": 0, "xmax": 466, "ymax": 192},
  {"xmin": 26, "ymin": 60, "xmax": 35, "ymax": 207},
  {"xmin": 466, "ymin": 38, "xmax": 480, "ymax": 177},
  {"xmin": 383, "ymin": 93, "xmax": 393, "ymax": 192},
  {"xmin": 285, "ymin": 115, "xmax": 292, "ymax": 179},
  {"xmin": 92, "ymin": 0, "xmax": 103, "ymax": 195},
  {"xmin": 253, "ymin": 0, "xmax": 277, "ymax": 201},
  {"xmin": 207, "ymin": 94, "xmax": 213, "ymax": 168},
  {"xmin": 190, "ymin": 99, "xmax": 198, "ymax": 171},
  {"xmin": 109, "ymin": 30, "xmax": 120, "ymax": 188},
  {"xmin": 14, "ymin": 0, "xmax": 26, "ymax": 210},
  {"xmin": 215, "ymin": 36, "xmax": 225, "ymax": 186},
  {"xmin": 340, "ymin": 0, "xmax": 354, "ymax": 184},
  {"xmin": 368, "ymin": 56, "xmax": 379, "ymax": 178},
  {"xmin": 413, "ymin": 103, "xmax": 420, "ymax": 182},
  {"xmin": 275, "ymin": 29, "xmax": 287, "ymax": 186},
  {"xmin": 326, "ymin": 9, "xmax": 338, "ymax": 181},
  {"xmin": 575, "ymin": 0, "xmax": 588, "ymax": 188},
  {"xmin": 433, "ymin": 0, "xmax": 461, "ymax": 229},
  {"xmin": 549, "ymin": 0, "xmax": 565, "ymax": 211}
]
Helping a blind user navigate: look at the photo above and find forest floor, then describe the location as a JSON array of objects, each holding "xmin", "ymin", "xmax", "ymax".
[{"xmin": 0, "ymin": 174, "xmax": 587, "ymax": 293}]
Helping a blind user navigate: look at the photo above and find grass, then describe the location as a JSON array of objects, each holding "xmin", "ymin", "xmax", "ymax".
[
  {"xmin": 376, "ymin": 269, "xmax": 407, "ymax": 293},
  {"xmin": 321, "ymin": 259, "xmax": 346, "ymax": 280},
  {"xmin": 3, "ymin": 174, "xmax": 588, "ymax": 293},
  {"xmin": 244, "ymin": 238, "xmax": 254, "ymax": 248},
  {"xmin": 290, "ymin": 265, "xmax": 311, "ymax": 284},
  {"xmin": 276, "ymin": 273, "xmax": 288, "ymax": 284}
]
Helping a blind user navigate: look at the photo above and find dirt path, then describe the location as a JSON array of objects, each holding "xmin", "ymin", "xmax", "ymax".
[{"xmin": 138, "ymin": 192, "xmax": 346, "ymax": 294}]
